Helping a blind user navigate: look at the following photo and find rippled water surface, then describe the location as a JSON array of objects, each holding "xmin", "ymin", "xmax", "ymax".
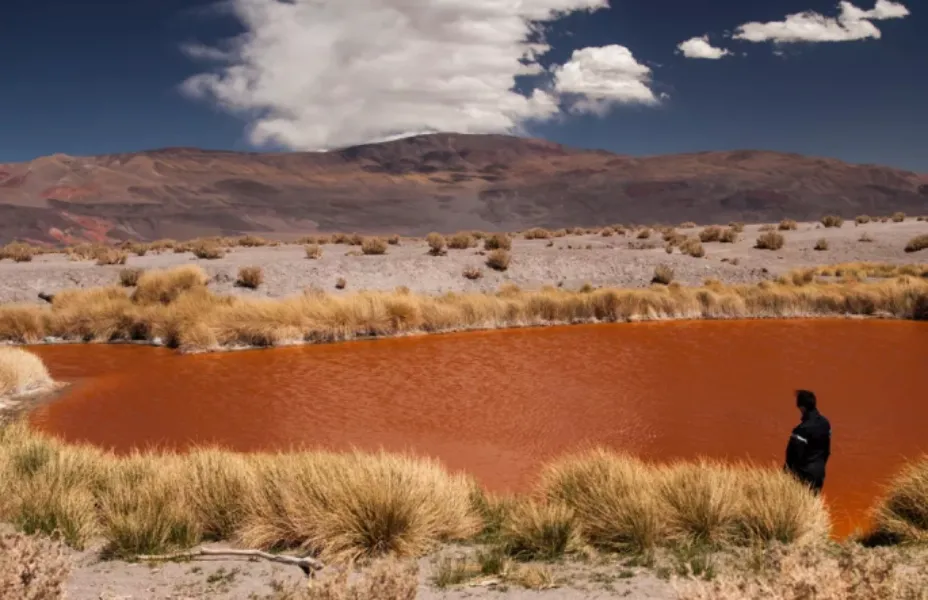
[{"xmin": 29, "ymin": 319, "xmax": 928, "ymax": 537}]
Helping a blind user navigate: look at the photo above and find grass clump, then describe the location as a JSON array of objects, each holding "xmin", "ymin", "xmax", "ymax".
[
  {"xmin": 95, "ymin": 248, "xmax": 128, "ymax": 266},
  {"xmin": 652, "ymin": 264, "xmax": 674, "ymax": 285},
  {"xmin": 859, "ymin": 233, "xmax": 874, "ymax": 243},
  {"xmin": 758, "ymin": 224, "xmax": 775, "ymax": 232},
  {"xmin": 637, "ymin": 229, "xmax": 652, "ymax": 240},
  {"xmin": 132, "ymin": 265, "xmax": 208, "ymax": 305},
  {"xmin": 892, "ymin": 211, "xmax": 906, "ymax": 223},
  {"xmin": 681, "ymin": 238, "xmax": 706, "ymax": 258},
  {"xmin": 904, "ymin": 234, "xmax": 928, "ymax": 253},
  {"xmin": 486, "ymin": 249, "xmax": 511, "ymax": 271},
  {"xmin": 601, "ymin": 227, "xmax": 615, "ymax": 237},
  {"xmin": 658, "ymin": 461, "xmax": 740, "ymax": 547},
  {"xmin": 305, "ymin": 244, "xmax": 323, "ymax": 259},
  {"xmin": 719, "ymin": 228, "xmax": 739, "ymax": 243},
  {"xmin": 869, "ymin": 456, "xmax": 928, "ymax": 545},
  {"xmin": 484, "ymin": 233, "xmax": 512, "ymax": 251},
  {"xmin": 192, "ymin": 241, "xmax": 224, "ymax": 260},
  {"xmin": 728, "ymin": 222, "xmax": 745, "ymax": 233},
  {"xmin": 856, "ymin": 215, "xmax": 872, "ymax": 225},
  {"xmin": 755, "ymin": 232, "xmax": 785, "ymax": 250},
  {"xmin": 447, "ymin": 232, "xmax": 475, "ymax": 249},
  {"xmin": 335, "ymin": 277, "xmax": 347, "ymax": 290},
  {"xmin": 1, "ymin": 242, "xmax": 37, "ymax": 263},
  {"xmin": 426, "ymin": 233, "xmax": 446, "ymax": 256},
  {"xmin": 0, "ymin": 348, "xmax": 55, "ymax": 398},
  {"xmin": 778, "ymin": 219, "xmax": 798, "ymax": 231},
  {"xmin": 821, "ymin": 215, "xmax": 844, "ymax": 228},
  {"xmin": 237, "ymin": 235, "xmax": 267, "ymax": 247},
  {"xmin": 236, "ymin": 266, "xmax": 264, "ymax": 289},
  {"xmin": 499, "ymin": 501, "xmax": 581, "ymax": 560},
  {"xmin": 462, "ymin": 266, "xmax": 483, "ymax": 280},
  {"xmin": 361, "ymin": 237, "xmax": 388, "ymax": 255},
  {"xmin": 680, "ymin": 222, "xmax": 697, "ymax": 229},
  {"xmin": 0, "ymin": 532, "xmax": 70, "ymax": 600},
  {"xmin": 523, "ymin": 228, "xmax": 552, "ymax": 240},
  {"xmin": 698, "ymin": 226, "xmax": 723, "ymax": 242},
  {"xmin": 387, "ymin": 234, "xmax": 400, "ymax": 246},
  {"xmin": 814, "ymin": 239, "xmax": 830, "ymax": 251},
  {"xmin": 118, "ymin": 267, "xmax": 144, "ymax": 287}
]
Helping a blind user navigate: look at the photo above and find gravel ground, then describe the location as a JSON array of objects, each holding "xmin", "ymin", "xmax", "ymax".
[{"xmin": 1, "ymin": 220, "xmax": 926, "ymax": 304}]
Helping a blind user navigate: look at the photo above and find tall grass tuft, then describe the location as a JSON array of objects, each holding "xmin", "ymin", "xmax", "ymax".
[
  {"xmin": 387, "ymin": 234, "xmax": 401, "ymax": 246},
  {"xmin": 426, "ymin": 233, "xmax": 446, "ymax": 256},
  {"xmin": 0, "ymin": 348, "xmax": 55, "ymax": 398},
  {"xmin": 305, "ymin": 244, "xmax": 323, "ymax": 259},
  {"xmin": 132, "ymin": 265, "xmax": 208, "ymax": 305},
  {"xmin": 652, "ymin": 264, "xmax": 674, "ymax": 285},
  {"xmin": 361, "ymin": 237, "xmax": 388, "ymax": 255},
  {"xmin": 236, "ymin": 266, "xmax": 264, "ymax": 289},
  {"xmin": 681, "ymin": 238, "xmax": 706, "ymax": 258},
  {"xmin": 734, "ymin": 469, "xmax": 830, "ymax": 545},
  {"xmin": 658, "ymin": 461, "xmax": 740, "ymax": 546},
  {"xmin": 192, "ymin": 241, "xmax": 224, "ymax": 259},
  {"xmin": 904, "ymin": 234, "xmax": 928, "ymax": 253},
  {"xmin": 699, "ymin": 226, "xmax": 723, "ymax": 242},
  {"xmin": 118, "ymin": 267, "xmax": 144, "ymax": 287},
  {"xmin": 892, "ymin": 211, "xmax": 906, "ymax": 223},
  {"xmin": 870, "ymin": 456, "xmax": 928, "ymax": 544},
  {"xmin": 814, "ymin": 239, "xmax": 830, "ymax": 251},
  {"xmin": 523, "ymin": 228, "xmax": 552, "ymax": 240},
  {"xmin": 486, "ymin": 249, "xmax": 511, "ymax": 271},
  {"xmin": 447, "ymin": 232, "xmax": 474, "ymax": 249},
  {"xmin": 1, "ymin": 242, "xmax": 38, "ymax": 263},
  {"xmin": 755, "ymin": 232, "xmax": 785, "ymax": 250},
  {"xmin": 778, "ymin": 219, "xmax": 798, "ymax": 231},
  {"xmin": 856, "ymin": 215, "xmax": 872, "ymax": 225},
  {"xmin": 499, "ymin": 500, "xmax": 581, "ymax": 560},
  {"xmin": 483, "ymin": 233, "xmax": 512, "ymax": 251},
  {"xmin": 821, "ymin": 215, "xmax": 844, "ymax": 228}
]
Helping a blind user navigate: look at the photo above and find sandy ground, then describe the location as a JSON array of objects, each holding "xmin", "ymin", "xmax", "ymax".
[
  {"xmin": 2, "ymin": 220, "xmax": 927, "ymax": 304},
  {"xmin": 59, "ymin": 539, "xmax": 675, "ymax": 600}
]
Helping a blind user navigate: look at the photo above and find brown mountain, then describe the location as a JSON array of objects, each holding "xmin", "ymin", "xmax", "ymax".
[{"xmin": 1, "ymin": 133, "xmax": 926, "ymax": 244}]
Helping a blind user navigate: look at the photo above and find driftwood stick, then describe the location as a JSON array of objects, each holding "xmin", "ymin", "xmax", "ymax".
[{"xmin": 136, "ymin": 548, "xmax": 325, "ymax": 576}]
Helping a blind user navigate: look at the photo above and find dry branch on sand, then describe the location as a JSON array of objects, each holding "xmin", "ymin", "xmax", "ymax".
[{"xmin": 138, "ymin": 547, "xmax": 324, "ymax": 576}]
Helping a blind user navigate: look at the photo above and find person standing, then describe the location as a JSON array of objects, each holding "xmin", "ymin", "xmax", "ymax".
[{"xmin": 784, "ymin": 389, "xmax": 832, "ymax": 493}]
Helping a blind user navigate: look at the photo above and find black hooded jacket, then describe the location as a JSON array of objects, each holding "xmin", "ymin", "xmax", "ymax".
[{"xmin": 784, "ymin": 409, "xmax": 831, "ymax": 488}]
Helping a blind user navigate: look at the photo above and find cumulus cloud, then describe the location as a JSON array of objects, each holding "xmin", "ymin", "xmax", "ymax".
[
  {"xmin": 676, "ymin": 35, "xmax": 732, "ymax": 59},
  {"xmin": 181, "ymin": 0, "xmax": 660, "ymax": 151},
  {"xmin": 733, "ymin": 0, "xmax": 910, "ymax": 44},
  {"xmin": 552, "ymin": 45, "xmax": 658, "ymax": 113}
]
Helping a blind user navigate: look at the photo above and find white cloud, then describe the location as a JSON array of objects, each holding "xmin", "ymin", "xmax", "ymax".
[
  {"xmin": 733, "ymin": 0, "xmax": 910, "ymax": 44},
  {"xmin": 552, "ymin": 45, "xmax": 659, "ymax": 113},
  {"xmin": 182, "ymin": 0, "xmax": 661, "ymax": 151},
  {"xmin": 676, "ymin": 35, "xmax": 732, "ymax": 59}
]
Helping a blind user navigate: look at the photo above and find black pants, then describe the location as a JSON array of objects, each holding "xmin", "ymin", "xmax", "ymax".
[{"xmin": 794, "ymin": 471, "xmax": 824, "ymax": 495}]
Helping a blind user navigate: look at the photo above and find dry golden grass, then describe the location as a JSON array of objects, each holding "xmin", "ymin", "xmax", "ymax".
[
  {"xmin": 870, "ymin": 456, "xmax": 928, "ymax": 545},
  {"xmin": 426, "ymin": 233, "xmax": 446, "ymax": 256},
  {"xmin": 95, "ymin": 248, "xmax": 128, "ymax": 266},
  {"xmin": 859, "ymin": 232, "xmax": 875, "ymax": 243},
  {"xmin": 729, "ymin": 222, "xmax": 745, "ymax": 233},
  {"xmin": 808, "ymin": 262, "xmax": 928, "ymax": 280},
  {"xmin": 237, "ymin": 235, "xmax": 268, "ymax": 247},
  {"xmin": 778, "ymin": 219, "xmax": 798, "ymax": 231},
  {"xmin": 680, "ymin": 238, "xmax": 705, "ymax": 258},
  {"xmin": 118, "ymin": 267, "xmax": 144, "ymax": 287},
  {"xmin": 699, "ymin": 226, "xmax": 723, "ymax": 242},
  {"xmin": 677, "ymin": 544, "xmax": 928, "ymax": 600},
  {"xmin": 856, "ymin": 215, "xmax": 872, "ymax": 225},
  {"xmin": 815, "ymin": 238, "xmax": 830, "ymax": 251},
  {"xmin": 305, "ymin": 244, "xmax": 323, "ymax": 259},
  {"xmin": 2, "ymin": 266, "xmax": 928, "ymax": 352},
  {"xmin": 637, "ymin": 229, "xmax": 652, "ymax": 240},
  {"xmin": 1, "ymin": 242, "xmax": 38, "ymax": 263},
  {"xmin": 758, "ymin": 224, "xmax": 775, "ymax": 232},
  {"xmin": 348, "ymin": 233, "xmax": 363, "ymax": 246},
  {"xmin": 360, "ymin": 237, "xmax": 388, "ymax": 255},
  {"xmin": 447, "ymin": 232, "xmax": 475, "ymax": 249},
  {"xmin": 680, "ymin": 222, "xmax": 697, "ymax": 229},
  {"xmin": 335, "ymin": 277, "xmax": 347, "ymax": 290},
  {"xmin": 904, "ymin": 234, "xmax": 928, "ymax": 253},
  {"xmin": 0, "ymin": 348, "xmax": 55, "ymax": 399},
  {"xmin": 755, "ymin": 232, "xmax": 785, "ymax": 250},
  {"xmin": 499, "ymin": 500, "xmax": 581, "ymax": 560},
  {"xmin": 0, "ymin": 532, "xmax": 69, "ymax": 600},
  {"xmin": 652, "ymin": 264, "xmax": 675, "ymax": 285},
  {"xmin": 236, "ymin": 266, "xmax": 264, "ymax": 289},
  {"xmin": 462, "ymin": 266, "xmax": 483, "ymax": 280},
  {"xmin": 192, "ymin": 241, "xmax": 224, "ymax": 260},
  {"xmin": 523, "ymin": 228, "xmax": 552, "ymax": 240},
  {"xmin": 483, "ymin": 233, "xmax": 512, "ymax": 251},
  {"xmin": 486, "ymin": 249, "xmax": 511, "ymax": 271},
  {"xmin": 718, "ymin": 228, "xmax": 739, "ymax": 243},
  {"xmin": 387, "ymin": 234, "xmax": 400, "ymax": 246},
  {"xmin": 601, "ymin": 227, "xmax": 615, "ymax": 237},
  {"xmin": 821, "ymin": 215, "xmax": 845, "ymax": 228},
  {"xmin": 892, "ymin": 212, "xmax": 906, "ymax": 223}
]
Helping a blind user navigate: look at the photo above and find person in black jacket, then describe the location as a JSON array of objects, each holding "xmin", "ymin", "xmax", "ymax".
[{"xmin": 784, "ymin": 389, "xmax": 831, "ymax": 493}]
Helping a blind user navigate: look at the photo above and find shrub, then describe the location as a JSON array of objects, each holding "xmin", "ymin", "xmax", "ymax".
[
  {"xmin": 892, "ymin": 211, "xmax": 906, "ymax": 223},
  {"xmin": 719, "ymin": 228, "xmax": 739, "ymax": 243},
  {"xmin": 665, "ymin": 244, "xmax": 674, "ymax": 254},
  {"xmin": 0, "ymin": 533, "xmax": 70, "ymax": 600},
  {"xmin": 699, "ymin": 226, "xmax": 723, "ymax": 242},
  {"xmin": 859, "ymin": 233, "xmax": 874, "ymax": 243},
  {"xmin": 462, "ymin": 266, "xmax": 483, "ymax": 280},
  {"xmin": 486, "ymin": 249, "xmax": 511, "ymax": 271},
  {"xmin": 132, "ymin": 265, "xmax": 208, "ymax": 305},
  {"xmin": 448, "ymin": 232, "xmax": 475, "ymax": 249},
  {"xmin": 728, "ymin": 222, "xmax": 745, "ymax": 233},
  {"xmin": 601, "ymin": 227, "xmax": 615, "ymax": 237},
  {"xmin": 305, "ymin": 244, "xmax": 323, "ymax": 259},
  {"xmin": 1, "ymin": 242, "xmax": 37, "ymax": 263},
  {"xmin": 237, "ymin": 235, "xmax": 268, "ymax": 247},
  {"xmin": 348, "ymin": 233, "xmax": 363, "ymax": 246},
  {"xmin": 918, "ymin": 216, "xmax": 925, "ymax": 222},
  {"xmin": 387, "ymin": 234, "xmax": 401, "ymax": 245},
  {"xmin": 904, "ymin": 234, "xmax": 928, "ymax": 253},
  {"xmin": 681, "ymin": 238, "xmax": 706, "ymax": 258},
  {"xmin": 658, "ymin": 461, "xmax": 740, "ymax": 545},
  {"xmin": 483, "ymin": 233, "xmax": 512, "ymax": 251},
  {"xmin": 192, "ymin": 241, "xmax": 224, "ymax": 260},
  {"xmin": 821, "ymin": 215, "xmax": 844, "ymax": 228},
  {"xmin": 236, "ymin": 266, "xmax": 264, "ymax": 289},
  {"xmin": 870, "ymin": 456, "xmax": 928, "ymax": 544},
  {"xmin": 856, "ymin": 215, "xmax": 872, "ymax": 225},
  {"xmin": 335, "ymin": 277, "xmax": 347, "ymax": 290},
  {"xmin": 523, "ymin": 228, "xmax": 551, "ymax": 240},
  {"xmin": 814, "ymin": 238, "xmax": 829, "ymax": 251},
  {"xmin": 426, "ymin": 233, "xmax": 446, "ymax": 256},
  {"xmin": 758, "ymin": 224, "xmax": 775, "ymax": 232},
  {"xmin": 499, "ymin": 501, "xmax": 581, "ymax": 560},
  {"xmin": 361, "ymin": 237, "xmax": 388, "ymax": 255},
  {"xmin": 755, "ymin": 232, "xmax": 785, "ymax": 250},
  {"xmin": 553, "ymin": 229, "xmax": 567, "ymax": 238},
  {"xmin": 95, "ymin": 249, "xmax": 128, "ymax": 266},
  {"xmin": 118, "ymin": 268, "xmax": 144, "ymax": 287},
  {"xmin": 778, "ymin": 219, "xmax": 798, "ymax": 231},
  {"xmin": 331, "ymin": 233, "xmax": 350, "ymax": 244},
  {"xmin": 0, "ymin": 347, "xmax": 55, "ymax": 398},
  {"xmin": 637, "ymin": 229, "xmax": 652, "ymax": 239},
  {"xmin": 652, "ymin": 264, "xmax": 674, "ymax": 285}
]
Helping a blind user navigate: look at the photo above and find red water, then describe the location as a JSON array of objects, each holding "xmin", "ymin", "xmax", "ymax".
[{"xmin": 28, "ymin": 320, "xmax": 928, "ymax": 537}]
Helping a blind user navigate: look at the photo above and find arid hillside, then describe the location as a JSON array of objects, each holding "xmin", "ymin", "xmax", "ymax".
[{"xmin": 1, "ymin": 133, "xmax": 926, "ymax": 244}]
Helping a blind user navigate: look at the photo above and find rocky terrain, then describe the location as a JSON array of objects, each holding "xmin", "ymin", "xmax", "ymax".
[{"xmin": 2, "ymin": 134, "xmax": 926, "ymax": 245}]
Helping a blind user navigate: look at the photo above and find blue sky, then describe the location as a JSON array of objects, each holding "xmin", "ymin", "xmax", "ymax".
[{"xmin": 2, "ymin": 0, "xmax": 925, "ymax": 171}]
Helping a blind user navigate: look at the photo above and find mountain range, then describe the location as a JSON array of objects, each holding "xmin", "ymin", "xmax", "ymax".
[{"xmin": 1, "ymin": 133, "xmax": 926, "ymax": 244}]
